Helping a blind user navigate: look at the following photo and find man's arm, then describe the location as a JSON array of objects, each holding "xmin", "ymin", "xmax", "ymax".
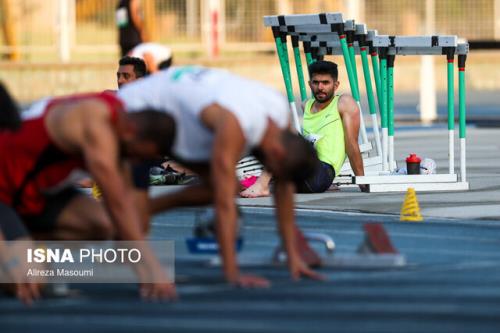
[
  {"xmin": 202, "ymin": 104, "xmax": 269, "ymax": 288},
  {"xmin": 273, "ymin": 179, "xmax": 324, "ymax": 280},
  {"xmin": 129, "ymin": 0, "xmax": 146, "ymax": 41},
  {"xmin": 338, "ymin": 95, "xmax": 368, "ymax": 192},
  {"xmin": 82, "ymin": 117, "xmax": 144, "ymax": 240},
  {"xmin": 81, "ymin": 111, "xmax": 175, "ymax": 299}
]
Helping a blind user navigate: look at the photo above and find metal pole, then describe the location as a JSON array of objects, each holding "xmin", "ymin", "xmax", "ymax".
[
  {"xmin": 379, "ymin": 47, "xmax": 388, "ymax": 171},
  {"xmin": 272, "ymin": 27, "xmax": 301, "ymax": 133},
  {"xmin": 458, "ymin": 52, "xmax": 467, "ymax": 182},
  {"xmin": 445, "ymin": 48, "xmax": 456, "ymax": 175},
  {"xmin": 186, "ymin": 0, "xmax": 198, "ymax": 38},
  {"xmin": 420, "ymin": 0, "xmax": 437, "ymax": 123},
  {"xmin": 292, "ymin": 36, "xmax": 308, "ymax": 102},
  {"xmin": 342, "ymin": 32, "xmax": 368, "ymax": 145},
  {"xmin": 205, "ymin": 0, "xmax": 221, "ymax": 59},
  {"xmin": 387, "ymin": 52, "xmax": 396, "ymax": 171},
  {"xmin": 370, "ymin": 49, "xmax": 383, "ymax": 118},
  {"xmin": 346, "ymin": 30, "xmax": 360, "ymax": 94},
  {"xmin": 495, "ymin": 0, "xmax": 500, "ymax": 40},
  {"xmin": 359, "ymin": 39, "xmax": 382, "ymax": 156},
  {"xmin": 303, "ymin": 41, "xmax": 314, "ymax": 66},
  {"xmin": 58, "ymin": 0, "xmax": 71, "ymax": 62}
]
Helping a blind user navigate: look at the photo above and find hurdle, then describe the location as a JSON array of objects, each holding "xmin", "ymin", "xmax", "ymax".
[
  {"xmin": 264, "ymin": 13, "xmax": 380, "ymax": 167},
  {"xmin": 292, "ymin": 28, "xmax": 388, "ymax": 174},
  {"xmin": 264, "ymin": 13, "xmax": 470, "ymax": 193},
  {"xmin": 353, "ymin": 36, "xmax": 470, "ymax": 192}
]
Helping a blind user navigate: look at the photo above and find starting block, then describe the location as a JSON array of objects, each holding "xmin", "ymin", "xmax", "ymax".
[
  {"xmin": 207, "ymin": 223, "xmax": 406, "ymax": 269},
  {"xmin": 186, "ymin": 237, "xmax": 244, "ymax": 254},
  {"xmin": 186, "ymin": 208, "xmax": 245, "ymax": 254}
]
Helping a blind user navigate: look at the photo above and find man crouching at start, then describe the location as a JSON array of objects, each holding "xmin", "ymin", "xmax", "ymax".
[{"xmin": 0, "ymin": 89, "xmax": 176, "ymax": 302}]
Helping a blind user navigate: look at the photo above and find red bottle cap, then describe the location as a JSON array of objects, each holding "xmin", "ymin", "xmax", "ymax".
[{"xmin": 406, "ymin": 154, "xmax": 421, "ymax": 163}]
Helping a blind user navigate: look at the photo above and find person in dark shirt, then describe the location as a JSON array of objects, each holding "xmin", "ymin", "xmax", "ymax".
[{"xmin": 116, "ymin": 0, "xmax": 144, "ymax": 56}]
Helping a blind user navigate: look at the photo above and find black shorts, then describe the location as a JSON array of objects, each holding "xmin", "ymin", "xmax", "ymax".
[
  {"xmin": 131, "ymin": 159, "xmax": 166, "ymax": 189},
  {"xmin": 0, "ymin": 202, "xmax": 29, "ymax": 240},
  {"xmin": 296, "ymin": 161, "xmax": 335, "ymax": 193},
  {"xmin": 21, "ymin": 187, "xmax": 82, "ymax": 233},
  {"xmin": 132, "ymin": 163, "xmax": 151, "ymax": 190}
]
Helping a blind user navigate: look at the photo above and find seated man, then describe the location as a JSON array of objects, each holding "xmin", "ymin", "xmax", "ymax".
[
  {"xmin": 0, "ymin": 92, "xmax": 176, "ymax": 300},
  {"xmin": 118, "ymin": 66, "xmax": 323, "ymax": 288},
  {"xmin": 241, "ymin": 60, "xmax": 367, "ymax": 197}
]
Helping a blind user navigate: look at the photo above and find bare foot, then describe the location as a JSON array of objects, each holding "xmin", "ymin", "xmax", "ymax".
[{"xmin": 240, "ymin": 182, "xmax": 270, "ymax": 198}]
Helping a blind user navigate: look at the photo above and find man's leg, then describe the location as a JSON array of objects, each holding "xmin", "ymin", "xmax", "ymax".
[
  {"xmin": 24, "ymin": 188, "xmax": 113, "ymax": 241},
  {"xmin": 149, "ymin": 164, "xmax": 213, "ymax": 214},
  {"xmin": 296, "ymin": 161, "xmax": 335, "ymax": 193},
  {"xmin": 54, "ymin": 194, "xmax": 114, "ymax": 240},
  {"xmin": 240, "ymin": 171, "xmax": 272, "ymax": 198}
]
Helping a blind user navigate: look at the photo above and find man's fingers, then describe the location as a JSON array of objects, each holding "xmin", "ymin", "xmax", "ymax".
[
  {"xmin": 16, "ymin": 284, "xmax": 34, "ymax": 306},
  {"xmin": 28, "ymin": 283, "xmax": 41, "ymax": 300},
  {"xmin": 140, "ymin": 283, "xmax": 177, "ymax": 301},
  {"xmin": 235, "ymin": 275, "xmax": 271, "ymax": 289},
  {"xmin": 292, "ymin": 267, "xmax": 327, "ymax": 282},
  {"xmin": 302, "ymin": 268, "xmax": 327, "ymax": 281}
]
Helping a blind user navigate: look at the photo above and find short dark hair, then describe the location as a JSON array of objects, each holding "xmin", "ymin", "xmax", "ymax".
[
  {"xmin": 127, "ymin": 110, "xmax": 176, "ymax": 156},
  {"xmin": 0, "ymin": 82, "xmax": 21, "ymax": 130},
  {"xmin": 308, "ymin": 60, "xmax": 338, "ymax": 81},
  {"xmin": 119, "ymin": 56, "xmax": 148, "ymax": 78}
]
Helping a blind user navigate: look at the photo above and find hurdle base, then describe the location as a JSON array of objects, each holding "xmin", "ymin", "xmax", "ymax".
[
  {"xmin": 366, "ymin": 181, "xmax": 469, "ymax": 193},
  {"xmin": 355, "ymin": 174, "xmax": 458, "ymax": 184},
  {"xmin": 341, "ymin": 155, "xmax": 383, "ymax": 175}
]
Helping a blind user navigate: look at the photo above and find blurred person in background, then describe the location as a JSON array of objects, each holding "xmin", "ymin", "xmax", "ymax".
[{"xmin": 116, "ymin": 0, "xmax": 145, "ymax": 56}]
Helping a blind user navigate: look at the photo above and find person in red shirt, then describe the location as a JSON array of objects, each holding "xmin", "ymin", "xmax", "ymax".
[{"xmin": 0, "ymin": 91, "xmax": 177, "ymax": 301}]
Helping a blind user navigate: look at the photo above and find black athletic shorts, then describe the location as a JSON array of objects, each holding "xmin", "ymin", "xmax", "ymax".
[
  {"xmin": 132, "ymin": 159, "xmax": 167, "ymax": 189},
  {"xmin": 132, "ymin": 163, "xmax": 151, "ymax": 189},
  {"xmin": 21, "ymin": 187, "xmax": 82, "ymax": 233},
  {"xmin": 296, "ymin": 161, "xmax": 335, "ymax": 193},
  {"xmin": 0, "ymin": 202, "xmax": 29, "ymax": 240}
]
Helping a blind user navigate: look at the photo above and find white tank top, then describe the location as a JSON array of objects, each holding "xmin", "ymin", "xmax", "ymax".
[
  {"xmin": 117, "ymin": 66, "xmax": 290, "ymax": 162},
  {"xmin": 21, "ymin": 97, "xmax": 51, "ymax": 120}
]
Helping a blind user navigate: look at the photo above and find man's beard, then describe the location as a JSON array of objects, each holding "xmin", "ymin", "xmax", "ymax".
[{"xmin": 313, "ymin": 90, "xmax": 334, "ymax": 103}]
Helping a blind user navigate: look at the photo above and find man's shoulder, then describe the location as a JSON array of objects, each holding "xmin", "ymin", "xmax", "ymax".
[{"xmin": 337, "ymin": 94, "xmax": 357, "ymax": 112}]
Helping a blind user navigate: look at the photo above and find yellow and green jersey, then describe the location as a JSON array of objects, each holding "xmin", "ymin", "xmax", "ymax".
[{"xmin": 302, "ymin": 95, "xmax": 346, "ymax": 175}]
